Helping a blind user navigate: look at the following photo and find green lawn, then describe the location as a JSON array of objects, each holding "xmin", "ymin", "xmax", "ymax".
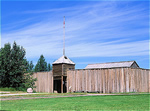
[{"xmin": 1, "ymin": 94, "xmax": 149, "ymax": 110}]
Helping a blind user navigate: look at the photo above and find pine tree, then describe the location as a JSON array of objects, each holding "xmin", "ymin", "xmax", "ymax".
[
  {"xmin": 26, "ymin": 61, "xmax": 34, "ymax": 72},
  {"xmin": 47, "ymin": 63, "xmax": 51, "ymax": 71},
  {"xmin": 34, "ymin": 55, "xmax": 47, "ymax": 72},
  {"xmin": 0, "ymin": 42, "xmax": 37, "ymax": 90},
  {"xmin": 8, "ymin": 42, "xmax": 26, "ymax": 88},
  {"xmin": 0, "ymin": 43, "xmax": 12, "ymax": 87}
]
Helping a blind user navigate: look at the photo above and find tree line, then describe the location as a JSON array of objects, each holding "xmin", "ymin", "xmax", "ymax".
[{"xmin": 0, "ymin": 42, "xmax": 52, "ymax": 90}]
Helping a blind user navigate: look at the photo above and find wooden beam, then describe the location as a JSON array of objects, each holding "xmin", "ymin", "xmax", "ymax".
[{"xmin": 61, "ymin": 76, "xmax": 63, "ymax": 93}]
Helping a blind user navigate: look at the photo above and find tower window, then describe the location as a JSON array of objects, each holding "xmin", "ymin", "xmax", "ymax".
[{"xmin": 64, "ymin": 56, "xmax": 67, "ymax": 59}]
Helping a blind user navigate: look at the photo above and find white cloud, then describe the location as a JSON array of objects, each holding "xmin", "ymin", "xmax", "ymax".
[{"xmin": 1, "ymin": 1, "xmax": 149, "ymax": 60}]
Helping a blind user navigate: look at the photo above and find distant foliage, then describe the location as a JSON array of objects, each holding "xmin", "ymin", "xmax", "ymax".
[
  {"xmin": 47, "ymin": 63, "xmax": 51, "ymax": 71},
  {"xmin": 0, "ymin": 42, "xmax": 36, "ymax": 90},
  {"xmin": 34, "ymin": 55, "xmax": 51, "ymax": 72},
  {"xmin": 26, "ymin": 61, "xmax": 34, "ymax": 72},
  {"xmin": 23, "ymin": 71, "xmax": 37, "ymax": 90}
]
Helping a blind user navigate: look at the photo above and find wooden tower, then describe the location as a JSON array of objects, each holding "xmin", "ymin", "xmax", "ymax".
[
  {"xmin": 52, "ymin": 16, "xmax": 75, "ymax": 93},
  {"xmin": 52, "ymin": 56, "xmax": 75, "ymax": 93}
]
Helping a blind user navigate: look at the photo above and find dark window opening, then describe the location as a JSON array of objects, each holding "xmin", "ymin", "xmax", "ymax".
[
  {"xmin": 63, "ymin": 76, "xmax": 67, "ymax": 93},
  {"xmin": 64, "ymin": 56, "xmax": 67, "ymax": 59},
  {"xmin": 54, "ymin": 79, "xmax": 61, "ymax": 93}
]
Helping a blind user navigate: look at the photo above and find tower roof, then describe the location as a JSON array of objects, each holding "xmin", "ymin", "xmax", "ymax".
[{"xmin": 52, "ymin": 55, "xmax": 75, "ymax": 65}]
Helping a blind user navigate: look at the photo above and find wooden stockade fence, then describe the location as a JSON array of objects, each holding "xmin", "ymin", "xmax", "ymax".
[
  {"xmin": 33, "ymin": 71, "xmax": 53, "ymax": 93},
  {"xmin": 67, "ymin": 68, "xmax": 150, "ymax": 93},
  {"xmin": 32, "ymin": 68, "xmax": 149, "ymax": 93}
]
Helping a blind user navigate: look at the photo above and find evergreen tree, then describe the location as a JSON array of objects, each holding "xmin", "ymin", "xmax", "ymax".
[
  {"xmin": 7, "ymin": 42, "xmax": 26, "ymax": 88},
  {"xmin": 0, "ymin": 42, "xmax": 37, "ymax": 90},
  {"xmin": 34, "ymin": 55, "xmax": 47, "ymax": 72},
  {"xmin": 0, "ymin": 43, "xmax": 12, "ymax": 87},
  {"xmin": 47, "ymin": 63, "xmax": 51, "ymax": 71},
  {"xmin": 26, "ymin": 61, "xmax": 34, "ymax": 72}
]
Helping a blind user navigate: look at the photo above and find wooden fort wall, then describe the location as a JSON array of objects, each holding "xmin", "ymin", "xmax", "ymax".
[
  {"xmin": 33, "ymin": 68, "xmax": 149, "ymax": 93},
  {"xmin": 67, "ymin": 68, "xmax": 150, "ymax": 93},
  {"xmin": 33, "ymin": 71, "xmax": 53, "ymax": 93}
]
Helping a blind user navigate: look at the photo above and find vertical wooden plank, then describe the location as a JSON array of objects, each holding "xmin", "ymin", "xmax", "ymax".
[
  {"xmin": 108, "ymin": 69, "xmax": 110, "ymax": 93},
  {"xmin": 120, "ymin": 68, "xmax": 124, "ymax": 93},
  {"xmin": 61, "ymin": 76, "xmax": 63, "ymax": 93},
  {"xmin": 76, "ymin": 70, "xmax": 78, "ymax": 92},
  {"xmin": 138, "ymin": 69, "xmax": 141, "ymax": 92},
  {"xmin": 49, "ymin": 72, "xmax": 50, "ymax": 93},
  {"xmin": 136, "ymin": 68, "xmax": 139, "ymax": 92},
  {"xmin": 75, "ymin": 70, "xmax": 77, "ymax": 92},
  {"xmin": 99, "ymin": 69, "xmax": 102, "ymax": 93},
  {"xmin": 67, "ymin": 71, "xmax": 69, "ymax": 93},
  {"xmin": 130, "ymin": 68, "xmax": 133, "ymax": 92},
  {"xmin": 114, "ymin": 68, "xmax": 117, "ymax": 93},
  {"xmin": 118, "ymin": 68, "xmax": 121, "ymax": 93},
  {"xmin": 86, "ymin": 70, "xmax": 89, "ymax": 92},
  {"xmin": 80, "ymin": 70, "xmax": 82, "ymax": 92},
  {"xmin": 145, "ymin": 70, "xmax": 147, "ymax": 92},
  {"xmin": 144, "ymin": 70, "xmax": 147, "ymax": 92},
  {"xmin": 82, "ymin": 70, "xmax": 85, "ymax": 92},
  {"xmin": 97, "ymin": 70, "xmax": 100, "ymax": 92},
  {"xmin": 102, "ymin": 69, "xmax": 105, "ymax": 93},
  {"xmin": 51, "ymin": 72, "xmax": 53, "ymax": 93},
  {"xmin": 39, "ymin": 73, "xmax": 40, "ymax": 92},
  {"xmin": 147, "ymin": 70, "xmax": 149, "ymax": 92},
  {"xmin": 45, "ymin": 72, "xmax": 47, "ymax": 92},
  {"xmin": 72, "ymin": 71, "xmax": 74, "ymax": 92},
  {"xmin": 105, "ymin": 69, "xmax": 108, "ymax": 93},
  {"xmin": 91, "ymin": 70, "xmax": 93, "ymax": 92},
  {"xmin": 89, "ymin": 70, "xmax": 91, "ymax": 92},
  {"xmin": 95, "ymin": 70, "xmax": 98, "ymax": 92},
  {"xmin": 107, "ymin": 69, "xmax": 109, "ymax": 93},
  {"xmin": 135, "ymin": 68, "xmax": 138, "ymax": 92},
  {"xmin": 109, "ymin": 69, "xmax": 113, "ymax": 93},
  {"xmin": 85, "ymin": 70, "xmax": 87, "ymax": 92},
  {"xmin": 101, "ymin": 69, "xmax": 104, "ymax": 93},
  {"xmin": 78, "ymin": 70, "xmax": 80, "ymax": 92},
  {"xmin": 112, "ymin": 69, "xmax": 115, "ymax": 93},
  {"xmin": 123, "ymin": 68, "xmax": 126, "ymax": 93},
  {"xmin": 74, "ymin": 70, "xmax": 76, "ymax": 92},
  {"xmin": 106, "ymin": 69, "xmax": 108, "ymax": 93},
  {"xmin": 126, "ymin": 68, "xmax": 129, "ymax": 92},
  {"xmin": 117, "ymin": 68, "xmax": 120, "ymax": 93},
  {"xmin": 84, "ymin": 70, "xmax": 86, "ymax": 92},
  {"xmin": 129, "ymin": 68, "xmax": 132, "ymax": 92},
  {"xmin": 141, "ymin": 69, "xmax": 144, "ymax": 92}
]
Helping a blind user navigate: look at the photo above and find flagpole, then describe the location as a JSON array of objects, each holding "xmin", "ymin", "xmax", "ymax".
[{"xmin": 63, "ymin": 16, "xmax": 65, "ymax": 56}]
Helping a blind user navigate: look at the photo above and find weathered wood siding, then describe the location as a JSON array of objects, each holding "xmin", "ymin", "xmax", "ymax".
[
  {"xmin": 53, "ymin": 64, "xmax": 63, "ymax": 76},
  {"xmin": 63, "ymin": 64, "xmax": 75, "ymax": 75},
  {"xmin": 33, "ymin": 71, "xmax": 53, "ymax": 93},
  {"xmin": 53, "ymin": 64, "xmax": 75, "ymax": 76},
  {"xmin": 67, "ymin": 68, "xmax": 150, "ymax": 93}
]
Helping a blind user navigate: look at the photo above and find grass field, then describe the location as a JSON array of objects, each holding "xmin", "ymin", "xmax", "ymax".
[{"xmin": 1, "ymin": 94, "xmax": 149, "ymax": 110}]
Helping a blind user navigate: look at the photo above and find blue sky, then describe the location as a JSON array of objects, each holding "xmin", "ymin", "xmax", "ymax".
[{"xmin": 1, "ymin": 0, "xmax": 149, "ymax": 69}]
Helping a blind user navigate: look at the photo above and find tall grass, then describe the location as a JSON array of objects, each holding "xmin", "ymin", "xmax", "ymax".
[{"xmin": 0, "ymin": 87, "xmax": 16, "ymax": 91}]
